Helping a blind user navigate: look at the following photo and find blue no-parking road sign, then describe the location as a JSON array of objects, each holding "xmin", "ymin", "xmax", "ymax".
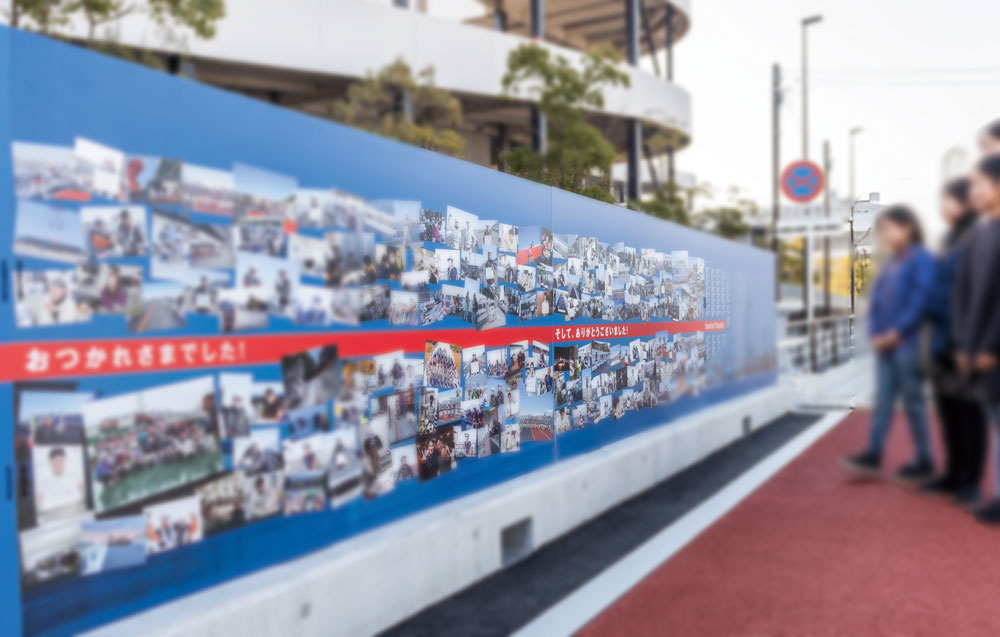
[{"xmin": 781, "ymin": 160, "xmax": 825, "ymax": 203}]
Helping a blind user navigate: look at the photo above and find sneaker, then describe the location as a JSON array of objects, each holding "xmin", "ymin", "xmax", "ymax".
[
  {"xmin": 919, "ymin": 475, "xmax": 957, "ymax": 495},
  {"xmin": 974, "ymin": 499, "xmax": 1000, "ymax": 525},
  {"xmin": 953, "ymin": 485, "xmax": 981, "ymax": 509},
  {"xmin": 839, "ymin": 451, "xmax": 881, "ymax": 478},
  {"xmin": 894, "ymin": 459, "xmax": 935, "ymax": 484}
]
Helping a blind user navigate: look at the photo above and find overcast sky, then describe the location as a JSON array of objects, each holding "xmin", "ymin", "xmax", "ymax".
[{"xmin": 428, "ymin": 0, "xmax": 1000, "ymax": 238}]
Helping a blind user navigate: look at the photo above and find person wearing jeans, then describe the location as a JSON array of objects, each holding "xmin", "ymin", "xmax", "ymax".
[{"xmin": 841, "ymin": 205, "xmax": 936, "ymax": 482}]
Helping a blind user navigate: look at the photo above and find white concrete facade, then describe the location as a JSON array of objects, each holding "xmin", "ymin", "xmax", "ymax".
[{"xmin": 85, "ymin": 383, "xmax": 793, "ymax": 637}]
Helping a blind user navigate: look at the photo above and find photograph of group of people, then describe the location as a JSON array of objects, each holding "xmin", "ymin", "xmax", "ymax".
[{"xmin": 11, "ymin": 135, "xmax": 722, "ymax": 594}]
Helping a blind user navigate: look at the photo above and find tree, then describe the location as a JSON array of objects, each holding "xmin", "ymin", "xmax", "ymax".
[
  {"xmin": 854, "ymin": 247, "xmax": 872, "ymax": 295},
  {"xmin": 695, "ymin": 204, "xmax": 752, "ymax": 239},
  {"xmin": 500, "ymin": 43, "xmax": 629, "ymax": 203},
  {"xmin": 8, "ymin": 0, "xmax": 225, "ymax": 61},
  {"xmin": 331, "ymin": 59, "xmax": 466, "ymax": 157},
  {"xmin": 630, "ymin": 180, "xmax": 689, "ymax": 226}
]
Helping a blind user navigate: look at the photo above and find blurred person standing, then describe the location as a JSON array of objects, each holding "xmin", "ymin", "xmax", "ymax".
[
  {"xmin": 953, "ymin": 155, "xmax": 1000, "ymax": 524},
  {"xmin": 921, "ymin": 179, "xmax": 985, "ymax": 505},
  {"xmin": 840, "ymin": 207, "xmax": 936, "ymax": 481},
  {"xmin": 979, "ymin": 119, "xmax": 1000, "ymax": 156}
]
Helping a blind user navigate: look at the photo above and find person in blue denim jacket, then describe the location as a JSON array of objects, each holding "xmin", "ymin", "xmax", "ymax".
[{"xmin": 841, "ymin": 206, "xmax": 936, "ymax": 481}]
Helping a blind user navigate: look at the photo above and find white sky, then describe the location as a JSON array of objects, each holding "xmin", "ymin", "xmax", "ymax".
[{"xmin": 428, "ymin": 0, "xmax": 1000, "ymax": 239}]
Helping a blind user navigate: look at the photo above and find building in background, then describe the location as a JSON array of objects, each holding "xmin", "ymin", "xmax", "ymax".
[{"xmin": 30, "ymin": 0, "xmax": 692, "ymax": 202}]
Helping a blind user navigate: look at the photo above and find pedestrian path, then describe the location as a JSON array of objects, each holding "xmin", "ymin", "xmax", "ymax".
[{"xmin": 576, "ymin": 410, "xmax": 1000, "ymax": 636}]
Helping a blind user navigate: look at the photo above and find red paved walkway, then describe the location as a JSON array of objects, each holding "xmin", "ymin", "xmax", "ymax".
[{"xmin": 580, "ymin": 411, "xmax": 1000, "ymax": 636}]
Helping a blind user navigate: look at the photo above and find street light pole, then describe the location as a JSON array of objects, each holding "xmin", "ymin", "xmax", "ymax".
[
  {"xmin": 800, "ymin": 15, "xmax": 822, "ymax": 160},
  {"xmin": 849, "ymin": 126, "xmax": 863, "ymax": 200}
]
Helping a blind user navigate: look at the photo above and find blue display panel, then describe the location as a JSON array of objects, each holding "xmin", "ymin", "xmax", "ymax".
[{"xmin": 0, "ymin": 27, "xmax": 776, "ymax": 636}]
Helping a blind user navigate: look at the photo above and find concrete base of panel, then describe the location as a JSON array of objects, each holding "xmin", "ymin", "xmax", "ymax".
[{"xmin": 85, "ymin": 383, "xmax": 795, "ymax": 637}]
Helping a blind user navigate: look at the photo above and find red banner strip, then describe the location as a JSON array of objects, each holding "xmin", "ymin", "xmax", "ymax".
[{"xmin": 0, "ymin": 320, "xmax": 725, "ymax": 382}]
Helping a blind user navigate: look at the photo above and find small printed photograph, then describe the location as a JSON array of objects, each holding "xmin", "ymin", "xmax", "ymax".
[
  {"xmin": 151, "ymin": 210, "xmax": 194, "ymax": 280},
  {"xmin": 463, "ymin": 345, "xmax": 487, "ymax": 380},
  {"xmin": 187, "ymin": 222, "xmax": 235, "ymax": 271},
  {"xmin": 487, "ymin": 348, "xmax": 509, "ymax": 378},
  {"xmin": 517, "ymin": 264, "xmax": 536, "ymax": 292},
  {"xmin": 476, "ymin": 289, "xmax": 506, "ymax": 331},
  {"xmin": 83, "ymin": 376, "xmax": 222, "ymax": 514},
  {"xmin": 518, "ymin": 291, "xmax": 537, "ymax": 321},
  {"xmin": 196, "ymin": 471, "xmax": 246, "ymax": 536},
  {"xmin": 233, "ymin": 427, "xmax": 284, "ymax": 476},
  {"xmin": 125, "ymin": 155, "xmax": 182, "ymax": 204},
  {"xmin": 572, "ymin": 403, "xmax": 589, "ymax": 429},
  {"xmin": 329, "ymin": 287, "xmax": 361, "ymax": 326},
  {"xmin": 12, "ymin": 141, "xmax": 92, "ymax": 201},
  {"xmin": 416, "ymin": 428, "xmax": 455, "ymax": 482},
  {"xmin": 237, "ymin": 251, "xmax": 298, "ymax": 317},
  {"xmin": 501, "ymin": 422, "xmax": 521, "ymax": 453},
  {"xmin": 78, "ymin": 515, "xmax": 146, "ymax": 576},
  {"xmin": 14, "ymin": 199, "xmax": 87, "ymax": 263},
  {"xmin": 181, "ymin": 163, "xmax": 237, "ymax": 216},
  {"xmin": 498, "ymin": 223, "xmax": 518, "ymax": 254},
  {"xmin": 218, "ymin": 287, "xmax": 267, "ymax": 332},
  {"xmin": 374, "ymin": 244, "xmax": 405, "ymax": 281},
  {"xmin": 476, "ymin": 426, "xmax": 498, "ymax": 458},
  {"xmin": 128, "ymin": 281, "xmax": 187, "ymax": 333},
  {"xmin": 293, "ymin": 285, "xmax": 333, "ymax": 326},
  {"xmin": 143, "ymin": 495, "xmax": 203, "ymax": 555},
  {"xmin": 420, "ymin": 209, "xmax": 447, "ymax": 243},
  {"xmin": 436, "ymin": 248, "xmax": 461, "ymax": 282},
  {"xmin": 461, "ymin": 398, "xmax": 485, "ymax": 429},
  {"xmin": 281, "ymin": 345, "xmax": 341, "ymax": 413},
  {"xmin": 250, "ymin": 381, "xmax": 285, "ymax": 423},
  {"xmin": 13, "ymin": 269, "xmax": 91, "ymax": 328},
  {"xmin": 391, "ymin": 444, "xmax": 419, "ymax": 484},
  {"xmin": 234, "ymin": 162, "xmax": 296, "ymax": 220},
  {"xmin": 291, "ymin": 189, "xmax": 335, "ymax": 229},
  {"xmin": 417, "ymin": 388, "xmax": 438, "ymax": 435},
  {"xmin": 389, "ymin": 290, "xmax": 419, "ymax": 325},
  {"xmin": 235, "ymin": 216, "xmax": 286, "ymax": 257},
  {"xmin": 218, "ymin": 373, "xmax": 253, "ymax": 438},
  {"xmin": 242, "ymin": 470, "xmax": 284, "ymax": 521},
  {"xmin": 327, "ymin": 428, "xmax": 362, "ymax": 508},
  {"xmin": 288, "ymin": 233, "xmax": 329, "ymax": 280},
  {"xmin": 31, "ymin": 444, "xmax": 87, "ymax": 526},
  {"xmin": 527, "ymin": 366, "xmax": 554, "ymax": 396},
  {"xmin": 20, "ymin": 523, "xmax": 83, "ymax": 587},
  {"xmin": 437, "ymin": 388, "xmax": 461, "ymax": 425},
  {"xmin": 75, "ymin": 262, "xmax": 143, "ymax": 317},
  {"xmin": 553, "ymin": 345, "xmax": 578, "ymax": 373},
  {"xmin": 370, "ymin": 390, "xmax": 418, "ymax": 444},
  {"xmin": 75, "ymin": 137, "xmax": 124, "ymax": 201},
  {"xmin": 283, "ymin": 473, "xmax": 327, "ymax": 515},
  {"xmin": 360, "ymin": 415, "xmax": 395, "ymax": 499},
  {"xmin": 516, "ymin": 225, "xmax": 543, "ymax": 265},
  {"xmin": 359, "ymin": 284, "xmax": 390, "ymax": 322},
  {"xmin": 284, "ymin": 403, "xmax": 330, "ymax": 439},
  {"xmin": 424, "ymin": 340, "xmax": 462, "ymax": 389},
  {"xmin": 536, "ymin": 290, "xmax": 552, "ymax": 317},
  {"xmin": 452, "ymin": 426, "xmax": 476, "ymax": 459},
  {"xmin": 518, "ymin": 394, "xmax": 554, "ymax": 443},
  {"xmin": 446, "ymin": 205, "xmax": 479, "ymax": 251},
  {"xmin": 81, "ymin": 206, "xmax": 147, "ymax": 258},
  {"xmin": 554, "ymin": 406, "xmax": 571, "ymax": 434}
]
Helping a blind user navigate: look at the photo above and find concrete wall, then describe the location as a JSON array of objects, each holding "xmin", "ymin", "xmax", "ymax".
[{"xmin": 85, "ymin": 384, "xmax": 793, "ymax": 637}]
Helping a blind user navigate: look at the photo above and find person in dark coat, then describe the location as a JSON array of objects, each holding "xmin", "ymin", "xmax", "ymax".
[
  {"xmin": 920, "ymin": 178, "xmax": 985, "ymax": 505},
  {"xmin": 840, "ymin": 206, "xmax": 936, "ymax": 482},
  {"xmin": 953, "ymin": 154, "xmax": 1000, "ymax": 524}
]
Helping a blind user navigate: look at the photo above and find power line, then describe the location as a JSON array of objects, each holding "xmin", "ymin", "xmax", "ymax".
[{"xmin": 810, "ymin": 66, "xmax": 1000, "ymax": 75}]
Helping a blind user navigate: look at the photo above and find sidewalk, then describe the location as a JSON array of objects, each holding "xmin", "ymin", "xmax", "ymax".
[{"xmin": 579, "ymin": 409, "xmax": 1000, "ymax": 636}]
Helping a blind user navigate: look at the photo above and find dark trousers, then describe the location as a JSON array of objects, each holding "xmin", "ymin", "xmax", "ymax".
[{"xmin": 935, "ymin": 389, "xmax": 987, "ymax": 490}]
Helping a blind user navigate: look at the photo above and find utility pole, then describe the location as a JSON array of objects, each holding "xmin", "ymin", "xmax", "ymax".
[
  {"xmin": 822, "ymin": 139, "xmax": 832, "ymax": 315},
  {"xmin": 849, "ymin": 127, "xmax": 863, "ymax": 199},
  {"xmin": 801, "ymin": 15, "xmax": 822, "ymax": 160},
  {"xmin": 772, "ymin": 63, "xmax": 782, "ymax": 301}
]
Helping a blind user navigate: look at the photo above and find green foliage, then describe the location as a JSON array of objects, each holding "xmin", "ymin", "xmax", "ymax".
[
  {"xmin": 630, "ymin": 180, "xmax": 689, "ymax": 226},
  {"xmin": 8, "ymin": 0, "xmax": 224, "ymax": 64},
  {"xmin": 331, "ymin": 59, "xmax": 466, "ymax": 157},
  {"xmin": 854, "ymin": 248, "xmax": 871, "ymax": 295},
  {"xmin": 780, "ymin": 238, "xmax": 804, "ymax": 285},
  {"xmin": 500, "ymin": 43, "xmax": 629, "ymax": 200}
]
